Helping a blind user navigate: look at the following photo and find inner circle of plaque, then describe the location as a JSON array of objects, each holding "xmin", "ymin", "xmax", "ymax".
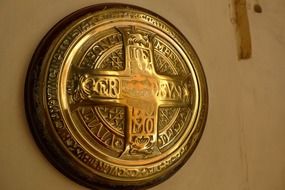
[{"xmin": 59, "ymin": 21, "xmax": 198, "ymax": 167}]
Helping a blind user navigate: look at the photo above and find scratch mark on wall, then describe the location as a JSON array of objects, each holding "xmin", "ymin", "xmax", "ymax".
[
  {"xmin": 230, "ymin": 0, "xmax": 252, "ymax": 60},
  {"xmin": 237, "ymin": 107, "xmax": 250, "ymax": 190}
]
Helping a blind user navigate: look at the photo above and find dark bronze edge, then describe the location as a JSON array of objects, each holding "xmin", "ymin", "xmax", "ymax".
[{"xmin": 24, "ymin": 3, "xmax": 208, "ymax": 190}]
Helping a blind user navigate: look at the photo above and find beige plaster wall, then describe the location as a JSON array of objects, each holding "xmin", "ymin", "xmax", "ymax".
[{"xmin": 0, "ymin": 0, "xmax": 284, "ymax": 189}]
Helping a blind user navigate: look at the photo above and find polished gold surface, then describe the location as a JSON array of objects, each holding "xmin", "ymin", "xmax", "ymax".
[{"xmin": 25, "ymin": 4, "xmax": 208, "ymax": 189}]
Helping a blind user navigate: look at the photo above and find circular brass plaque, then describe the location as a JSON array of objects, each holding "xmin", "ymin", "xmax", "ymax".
[{"xmin": 25, "ymin": 4, "xmax": 208, "ymax": 189}]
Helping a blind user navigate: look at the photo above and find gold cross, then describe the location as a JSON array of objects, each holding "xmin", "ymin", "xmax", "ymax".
[{"xmin": 72, "ymin": 27, "xmax": 191, "ymax": 158}]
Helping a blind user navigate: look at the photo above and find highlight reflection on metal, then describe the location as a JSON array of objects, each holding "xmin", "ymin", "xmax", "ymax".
[{"xmin": 25, "ymin": 4, "xmax": 208, "ymax": 189}]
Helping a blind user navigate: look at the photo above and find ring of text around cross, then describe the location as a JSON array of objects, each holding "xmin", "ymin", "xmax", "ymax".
[{"xmin": 25, "ymin": 4, "xmax": 208, "ymax": 189}]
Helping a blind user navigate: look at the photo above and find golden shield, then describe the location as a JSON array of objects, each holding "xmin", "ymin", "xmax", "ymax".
[{"xmin": 25, "ymin": 4, "xmax": 208, "ymax": 189}]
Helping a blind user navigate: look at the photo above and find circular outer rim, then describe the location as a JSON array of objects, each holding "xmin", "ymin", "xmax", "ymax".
[{"xmin": 25, "ymin": 3, "xmax": 208, "ymax": 190}]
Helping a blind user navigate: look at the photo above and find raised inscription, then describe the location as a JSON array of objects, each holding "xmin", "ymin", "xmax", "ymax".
[{"xmin": 70, "ymin": 27, "xmax": 191, "ymax": 159}]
